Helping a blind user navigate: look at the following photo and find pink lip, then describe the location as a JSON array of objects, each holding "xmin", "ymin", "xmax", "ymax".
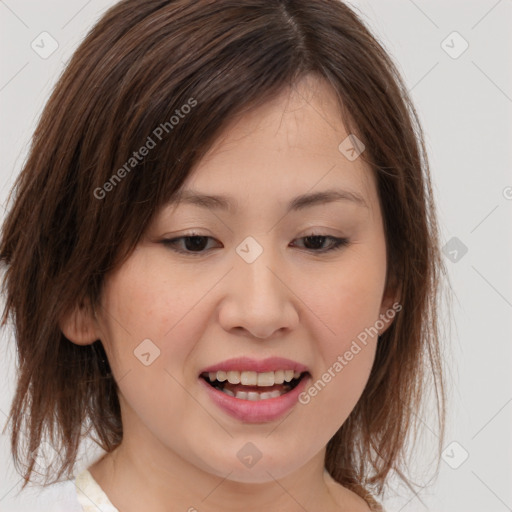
[
  {"xmin": 199, "ymin": 373, "xmax": 311, "ymax": 423},
  {"xmin": 199, "ymin": 356, "xmax": 309, "ymax": 375}
]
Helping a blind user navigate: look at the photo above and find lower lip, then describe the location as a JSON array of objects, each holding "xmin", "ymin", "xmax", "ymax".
[{"xmin": 199, "ymin": 375, "xmax": 310, "ymax": 423}]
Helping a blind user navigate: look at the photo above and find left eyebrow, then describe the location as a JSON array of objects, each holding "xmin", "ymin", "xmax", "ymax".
[{"xmin": 169, "ymin": 187, "xmax": 369, "ymax": 213}]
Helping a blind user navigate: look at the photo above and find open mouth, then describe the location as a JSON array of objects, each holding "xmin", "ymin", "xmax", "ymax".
[{"xmin": 200, "ymin": 370, "xmax": 309, "ymax": 401}]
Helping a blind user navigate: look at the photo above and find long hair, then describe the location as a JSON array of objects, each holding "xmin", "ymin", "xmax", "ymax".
[{"xmin": 0, "ymin": 0, "xmax": 447, "ymax": 499}]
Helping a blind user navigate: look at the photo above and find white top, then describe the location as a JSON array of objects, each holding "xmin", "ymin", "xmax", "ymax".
[
  {"xmin": 74, "ymin": 469, "xmax": 119, "ymax": 512},
  {"xmin": 4, "ymin": 468, "xmax": 381, "ymax": 511},
  {"xmin": 1, "ymin": 468, "xmax": 118, "ymax": 512}
]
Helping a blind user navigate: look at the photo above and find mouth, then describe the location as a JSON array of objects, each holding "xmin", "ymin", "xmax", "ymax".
[
  {"xmin": 200, "ymin": 369, "xmax": 309, "ymax": 401},
  {"xmin": 198, "ymin": 357, "xmax": 311, "ymax": 422}
]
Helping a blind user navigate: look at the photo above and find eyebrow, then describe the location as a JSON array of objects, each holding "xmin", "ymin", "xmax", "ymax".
[{"xmin": 170, "ymin": 188, "xmax": 368, "ymax": 212}]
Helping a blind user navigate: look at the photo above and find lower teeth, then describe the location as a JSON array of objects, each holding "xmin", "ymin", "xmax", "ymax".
[{"xmin": 221, "ymin": 388, "xmax": 285, "ymax": 400}]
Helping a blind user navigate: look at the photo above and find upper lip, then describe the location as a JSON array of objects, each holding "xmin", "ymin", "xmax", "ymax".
[{"xmin": 199, "ymin": 357, "xmax": 309, "ymax": 375}]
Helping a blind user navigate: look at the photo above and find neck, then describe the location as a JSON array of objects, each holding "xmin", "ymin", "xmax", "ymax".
[{"xmin": 88, "ymin": 441, "xmax": 352, "ymax": 512}]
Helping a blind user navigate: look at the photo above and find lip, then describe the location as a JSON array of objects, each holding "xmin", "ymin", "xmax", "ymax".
[
  {"xmin": 199, "ymin": 372, "xmax": 311, "ymax": 423},
  {"xmin": 199, "ymin": 356, "xmax": 309, "ymax": 375}
]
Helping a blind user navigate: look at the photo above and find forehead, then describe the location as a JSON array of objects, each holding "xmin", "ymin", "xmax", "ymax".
[{"xmin": 168, "ymin": 75, "xmax": 378, "ymax": 216}]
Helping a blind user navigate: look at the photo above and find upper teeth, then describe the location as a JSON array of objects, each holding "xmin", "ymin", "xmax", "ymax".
[{"xmin": 208, "ymin": 370, "xmax": 302, "ymax": 386}]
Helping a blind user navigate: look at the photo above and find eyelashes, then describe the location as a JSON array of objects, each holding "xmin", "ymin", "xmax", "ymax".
[{"xmin": 160, "ymin": 233, "xmax": 350, "ymax": 256}]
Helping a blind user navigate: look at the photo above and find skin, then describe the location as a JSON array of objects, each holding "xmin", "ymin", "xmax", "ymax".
[{"xmin": 61, "ymin": 74, "xmax": 398, "ymax": 512}]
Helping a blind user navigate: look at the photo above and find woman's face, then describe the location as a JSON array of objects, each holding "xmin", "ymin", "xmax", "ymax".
[{"xmin": 92, "ymin": 75, "xmax": 396, "ymax": 483}]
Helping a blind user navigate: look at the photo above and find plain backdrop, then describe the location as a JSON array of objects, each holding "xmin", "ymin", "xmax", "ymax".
[{"xmin": 0, "ymin": 1, "xmax": 511, "ymax": 511}]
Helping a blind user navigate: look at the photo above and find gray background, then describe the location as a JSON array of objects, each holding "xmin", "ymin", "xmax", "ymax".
[{"xmin": 1, "ymin": 1, "xmax": 511, "ymax": 510}]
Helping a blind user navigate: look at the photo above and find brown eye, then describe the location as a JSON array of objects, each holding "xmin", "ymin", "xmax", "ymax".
[
  {"xmin": 162, "ymin": 235, "xmax": 220, "ymax": 255},
  {"xmin": 161, "ymin": 233, "xmax": 349, "ymax": 256},
  {"xmin": 291, "ymin": 235, "xmax": 349, "ymax": 253}
]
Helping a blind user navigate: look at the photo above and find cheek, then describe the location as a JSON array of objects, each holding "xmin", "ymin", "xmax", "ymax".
[
  {"xmin": 97, "ymin": 256, "xmax": 210, "ymax": 428},
  {"xmin": 294, "ymin": 243, "xmax": 385, "ymax": 413},
  {"xmin": 99, "ymin": 251, "xmax": 213, "ymax": 376},
  {"xmin": 299, "ymin": 245, "xmax": 386, "ymax": 341},
  {"xmin": 312, "ymin": 355, "xmax": 375, "ymax": 428}
]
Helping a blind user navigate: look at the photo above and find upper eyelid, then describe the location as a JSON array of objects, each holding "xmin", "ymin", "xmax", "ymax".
[{"xmin": 164, "ymin": 232, "xmax": 346, "ymax": 242}]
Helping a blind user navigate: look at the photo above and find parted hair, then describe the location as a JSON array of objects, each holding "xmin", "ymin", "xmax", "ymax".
[{"xmin": 0, "ymin": 0, "xmax": 448, "ymax": 501}]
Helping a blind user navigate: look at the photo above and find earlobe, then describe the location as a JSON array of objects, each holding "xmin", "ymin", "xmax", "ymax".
[
  {"xmin": 379, "ymin": 294, "xmax": 401, "ymax": 318},
  {"xmin": 59, "ymin": 300, "xmax": 100, "ymax": 345},
  {"xmin": 378, "ymin": 282, "xmax": 402, "ymax": 336}
]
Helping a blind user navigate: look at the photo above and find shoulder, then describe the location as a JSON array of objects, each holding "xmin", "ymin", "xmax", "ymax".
[
  {"xmin": 334, "ymin": 486, "xmax": 374, "ymax": 511},
  {"xmin": 324, "ymin": 470, "xmax": 383, "ymax": 512},
  {"xmin": 42, "ymin": 478, "xmax": 84, "ymax": 512},
  {"xmin": 2, "ymin": 477, "xmax": 83, "ymax": 512}
]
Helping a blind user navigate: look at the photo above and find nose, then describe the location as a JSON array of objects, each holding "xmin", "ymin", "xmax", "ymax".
[{"xmin": 217, "ymin": 241, "xmax": 299, "ymax": 339}]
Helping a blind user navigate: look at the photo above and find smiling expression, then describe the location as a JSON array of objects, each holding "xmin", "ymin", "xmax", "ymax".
[{"xmin": 88, "ymin": 74, "xmax": 396, "ymax": 483}]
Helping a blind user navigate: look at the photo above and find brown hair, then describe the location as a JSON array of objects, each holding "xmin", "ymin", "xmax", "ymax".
[{"xmin": 0, "ymin": 0, "xmax": 448, "ymax": 503}]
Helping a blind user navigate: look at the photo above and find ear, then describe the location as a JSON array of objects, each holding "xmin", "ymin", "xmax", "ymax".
[
  {"xmin": 59, "ymin": 298, "xmax": 100, "ymax": 346},
  {"xmin": 378, "ymin": 275, "xmax": 402, "ymax": 336}
]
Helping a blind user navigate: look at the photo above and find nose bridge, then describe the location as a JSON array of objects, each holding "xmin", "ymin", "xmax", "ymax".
[
  {"xmin": 220, "ymin": 234, "xmax": 297, "ymax": 338},
  {"xmin": 235, "ymin": 234, "xmax": 284, "ymax": 306}
]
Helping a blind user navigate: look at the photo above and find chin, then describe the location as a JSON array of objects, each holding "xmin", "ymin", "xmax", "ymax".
[{"xmin": 204, "ymin": 453, "xmax": 304, "ymax": 483}]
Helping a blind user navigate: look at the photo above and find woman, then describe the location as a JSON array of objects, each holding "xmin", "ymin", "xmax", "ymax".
[{"xmin": 0, "ymin": 1, "xmax": 447, "ymax": 510}]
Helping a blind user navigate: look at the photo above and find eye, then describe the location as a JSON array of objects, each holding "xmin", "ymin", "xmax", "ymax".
[
  {"xmin": 161, "ymin": 233, "xmax": 220, "ymax": 255},
  {"xmin": 161, "ymin": 232, "xmax": 349, "ymax": 255},
  {"xmin": 291, "ymin": 234, "xmax": 349, "ymax": 253}
]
